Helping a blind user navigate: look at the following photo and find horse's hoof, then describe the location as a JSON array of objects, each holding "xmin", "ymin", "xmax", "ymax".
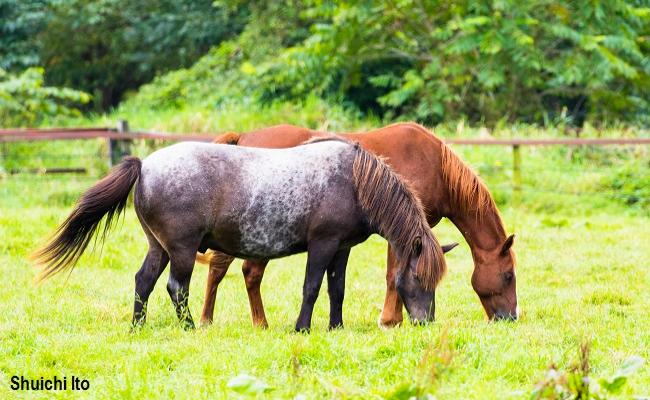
[
  {"xmin": 252, "ymin": 319, "xmax": 269, "ymax": 329},
  {"xmin": 377, "ymin": 316, "xmax": 402, "ymax": 330},
  {"xmin": 181, "ymin": 320, "xmax": 196, "ymax": 331},
  {"xmin": 199, "ymin": 318, "xmax": 213, "ymax": 328},
  {"xmin": 130, "ymin": 318, "xmax": 146, "ymax": 333},
  {"xmin": 295, "ymin": 326, "xmax": 311, "ymax": 334}
]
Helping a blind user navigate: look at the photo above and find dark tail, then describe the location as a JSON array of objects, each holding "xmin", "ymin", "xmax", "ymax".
[{"xmin": 32, "ymin": 157, "xmax": 142, "ymax": 281}]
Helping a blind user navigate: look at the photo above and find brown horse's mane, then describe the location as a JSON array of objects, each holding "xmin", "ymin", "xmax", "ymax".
[
  {"xmin": 397, "ymin": 122, "xmax": 495, "ymax": 218},
  {"xmin": 351, "ymin": 145, "xmax": 446, "ymax": 290},
  {"xmin": 440, "ymin": 143, "xmax": 495, "ymax": 218}
]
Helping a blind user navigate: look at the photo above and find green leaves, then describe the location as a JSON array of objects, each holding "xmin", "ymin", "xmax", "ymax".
[
  {"xmin": 8, "ymin": 0, "xmax": 647, "ymax": 125},
  {"xmin": 19, "ymin": 0, "xmax": 248, "ymax": 111},
  {"xmin": 377, "ymin": 70, "xmax": 424, "ymax": 108},
  {"xmin": 0, "ymin": 67, "xmax": 90, "ymax": 127},
  {"xmin": 532, "ymin": 351, "xmax": 645, "ymax": 400},
  {"xmin": 599, "ymin": 355, "xmax": 644, "ymax": 394},
  {"xmin": 227, "ymin": 374, "xmax": 273, "ymax": 396},
  {"xmin": 253, "ymin": 0, "xmax": 650, "ymax": 125},
  {"xmin": 0, "ymin": 0, "xmax": 49, "ymax": 71}
]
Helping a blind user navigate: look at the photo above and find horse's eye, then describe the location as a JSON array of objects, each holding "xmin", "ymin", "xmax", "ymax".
[{"xmin": 503, "ymin": 271, "xmax": 514, "ymax": 283}]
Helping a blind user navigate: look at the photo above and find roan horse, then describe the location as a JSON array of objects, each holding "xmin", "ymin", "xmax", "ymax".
[
  {"xmin": 33, "ymin": 139, "xmax": 450, "ymax": 331},
  {"xmin": 198, "ymin": 123, "xmax": 518, "ymax": 328}
]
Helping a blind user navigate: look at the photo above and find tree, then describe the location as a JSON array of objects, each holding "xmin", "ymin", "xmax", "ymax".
[
  {"xmin": 257, "ymin": 0, "xmax": 650, "ymax": 126},
  {"xmin": 39, "ymin": 0, "xmax": 247, "ymax": 110},
  {"xmin": 0, "ymin": 0, "xmax": 49, "ymax": 71}
]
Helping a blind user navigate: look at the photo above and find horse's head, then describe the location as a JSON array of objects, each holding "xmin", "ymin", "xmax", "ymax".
[
  {"xmin": 396, "ymin": 241, "xmax": 458, "ymax": 323},
  {"xmin": 471, "ymin": 234, "xmax": 518, "ymax": 321}
]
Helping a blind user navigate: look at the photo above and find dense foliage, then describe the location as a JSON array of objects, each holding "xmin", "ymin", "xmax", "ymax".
[
  {"xmin": 41, "ymin": 0, "xmax": 248, "ymax": 110},
  {"xmin": 0, "ymin": 68, "xmax": 89, "ymax": 126},
  {"xmin": 2, "ymin": 0, "xmax": 650, "ymax": 125},
  {"xmin": 124, "ymin": 2, "xmax": 311, "ymax": 111},
  {"xmin": 0, "ymin": 0, "xmax": 48, "ymax": 71},
  {"xmin": 121, "ymin": 0, "xmax": 650, "ymax": 126},
  {"xmin": 0, "ymin": 0, "xmax": 246, "ymax": 111},
  {"xmin": 255, "ymin": 1, "xmax": 650, "ymax": 126}
]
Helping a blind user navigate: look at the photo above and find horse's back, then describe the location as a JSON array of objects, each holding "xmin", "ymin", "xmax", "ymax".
[
  {"xmin": 219, "ymin": 140, "xmax": 358, "ymax": 256},
  {"xmin": 232, "ymin": 123, "xmax": 448, "ymax": 220},
  {"xmin": 136, "ymin": 140, "xmax": 360, "ymax": 258},
  {"xmin": 139, "ymin": 139, "xmax": 351, "ymax": 186},
  {"xmin": 238, "ymin": 125, "xmax": 318, "ymax": 148}
]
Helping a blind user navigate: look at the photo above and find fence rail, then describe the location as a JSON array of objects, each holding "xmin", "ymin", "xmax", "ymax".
[
  {"xmin": 446, "ymin": 138, "xmax": 650, "ymax": 145},
  {"xmin": 0, "ymin": 128, "xmax": 215, "ymax": 142},
  {"xmin": 1, "ymin": 122, "xmax": 648, "ymax": 205},
  {"xmin": 1, "ymin": 125, "xmax": 649, "ymax": 145},
  {"xmin": 0, "ymin": 127, "xmax": 110, "ymax": 136}
]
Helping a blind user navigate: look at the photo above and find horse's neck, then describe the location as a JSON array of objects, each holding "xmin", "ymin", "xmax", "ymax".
[{"xmin": 448, "ymin": 203, "xmax": 507, "ymax": 264}]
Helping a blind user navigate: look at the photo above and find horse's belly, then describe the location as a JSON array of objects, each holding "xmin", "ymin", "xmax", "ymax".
[
  {"xmin": 205, "ymin": 228, "xmax": 307, "ymax": 260},
  {"xmin": 236, "ymin": 239, "xmax": 307, "ymax": 260},
  {"xmin": 237, "ymin": 218, "xmax": 306, "ymax": 257},
  {"xmin": 205, "ymin": 207, "xmax": 309, "ymax": 260}
]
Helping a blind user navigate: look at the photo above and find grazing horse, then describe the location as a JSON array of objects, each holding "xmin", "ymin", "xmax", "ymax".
[
  {"xmin": 199, "ymin": 123, "xmax": 518, "ymax": 327},
  {"xmin": 33, "ymin": 139, "xmax": 449, "ymax": 331}
]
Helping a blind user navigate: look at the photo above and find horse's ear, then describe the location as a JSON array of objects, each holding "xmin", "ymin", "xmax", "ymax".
[
  {"xmin": 500, "ymin": 234, "xmax": 515, "ymax": 256},
  {"xmin": 412, "ymin": 236, "xmax": 422, "ymax": 256},
  {"xmin": 441, "ymin": 242, "xmax": 459, "ymax": 254}
]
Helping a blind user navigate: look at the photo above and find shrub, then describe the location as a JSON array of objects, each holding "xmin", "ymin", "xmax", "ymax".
[
  {"xmin": 531, "ymin": 343, "xmax": 644, "ymax": 399},
  {"xmin": 0, "ymin": 67, "xmax": 90, "ymax": 127}
]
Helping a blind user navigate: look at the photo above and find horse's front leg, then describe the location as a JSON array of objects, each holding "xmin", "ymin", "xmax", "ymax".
[
  {"xmin": 133, "ymin": 241, "xmax": 169, "ymax": 327},
  {"xmin": 167, "ymin": 246, "xmax": 198, "ymax": 330},
  {"xmin": 242, "ymin": 260, "xmax": 270, "ymax": 328},
  {"xmin": 200, "ymin": 251, "xmax": 235, "ymax": 326},
  {"xmin": 295, "ymin": 240, "xmax": 340, "ymax": 333},
  {"xmin": 379, "ymin": 244, "xmax": 404, "ymax": 328},
  {"xmin": 326, "ymin": 248, "xmax": 351, "ymax": 330}
]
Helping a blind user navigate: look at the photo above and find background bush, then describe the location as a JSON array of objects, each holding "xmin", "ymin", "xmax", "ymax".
[
  {"xmin": 0, "ymin": 67, "xmax": 89, "ymax": 126},
  {"xmin": 254, "ymin": 1, "xmax": 650, "ymax": 126},
  {"xmin": 2, "ymin": 0, "xmax": 649, "ymax": 125},
  {"xmin": 1, "ymin": 0, "xmax": 247, "ymax": 111}
]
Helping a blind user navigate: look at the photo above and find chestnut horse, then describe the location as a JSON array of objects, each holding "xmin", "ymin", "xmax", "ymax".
[
  {"xmin": 34, "ymin": 139, "xmax": 449, "ymax": 331},
  {"xmin": 199, "ymin": 123, "xmax": 518, "ymax": 327}
]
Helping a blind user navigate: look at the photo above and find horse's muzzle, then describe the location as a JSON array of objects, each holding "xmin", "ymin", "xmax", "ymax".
[{"xmin": 493, "ymin": 309, "xmax": 518, "ymax": 321}]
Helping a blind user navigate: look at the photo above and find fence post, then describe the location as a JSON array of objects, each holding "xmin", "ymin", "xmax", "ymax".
[
  {"xmin": 512, "ymin": 144, "xmax": 522, "ymax": 206},
  {"xmin": 109, "ymin": 120, "xmax": 131, "ymax": 167},
  {"xmin": 0, "ymin": 142, "xmax": 6, "ymax": 174}
]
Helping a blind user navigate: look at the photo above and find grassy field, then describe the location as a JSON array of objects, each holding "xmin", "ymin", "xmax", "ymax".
[{"xmin": 1, "ymin": 158, "xmax": 649, "ymax": 399}]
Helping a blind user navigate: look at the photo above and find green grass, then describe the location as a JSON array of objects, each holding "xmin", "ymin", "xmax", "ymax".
[
  {"xmin": 0, "ymin": 165, "xmax": 649, "ymax": 398},
  {"xmin": 82, "ymin": 95, "xmax": 378, "ymax": 136},
  {"xmin": 0, "ymin": 117, "xmax": 648, "ymax": 398}
]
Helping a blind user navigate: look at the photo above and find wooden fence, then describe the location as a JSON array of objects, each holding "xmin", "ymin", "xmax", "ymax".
[{"xmin": 1, "ymin": 121, "xmax": 648, "ymax": 203}]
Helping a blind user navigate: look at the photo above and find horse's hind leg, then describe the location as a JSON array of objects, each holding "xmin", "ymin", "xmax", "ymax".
[
  {"xmin": 167, "ymin": 246, "xmax": 199, "ymax": 330},
  {"xmin": 295, "ymin": 240, "xmax": 340, "ymax": 333},
  {"xmin": 200, "ymin": 251, "xmax": 235, "ymax": 326},
  {"xmin": 326, "ymin": 248, "xmax": 350, "ymax": 330},
  {"xmin": 133, "ymin": 239, "xmax": 169, "ymax": 327},
  {"xmin": 242, "ymin": 260, "xmax": 269, "ymax": 328}
]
